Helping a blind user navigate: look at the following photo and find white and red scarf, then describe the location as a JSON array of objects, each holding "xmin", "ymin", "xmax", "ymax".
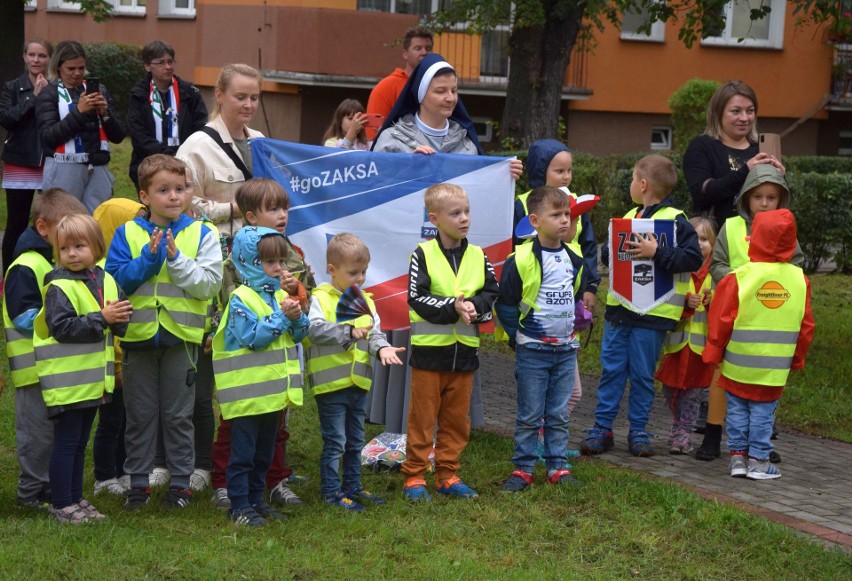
[
  {"xmin": 150, "ymin": 77, "xmax": 180, "ymax": 147},
  {"xmin": 54, "ymin": 80, "xmax": 109, "ymax": 163}
]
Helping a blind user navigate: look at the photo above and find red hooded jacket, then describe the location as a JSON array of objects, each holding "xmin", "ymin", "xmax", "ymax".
[{"xmin": 702, "ymin": 209, "xmax": 815, "ymax": 401}]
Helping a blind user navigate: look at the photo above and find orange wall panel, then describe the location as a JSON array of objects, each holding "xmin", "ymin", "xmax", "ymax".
[{"xmin": 575, "ymin": 5, "xmax": 831, "ymax": 120}]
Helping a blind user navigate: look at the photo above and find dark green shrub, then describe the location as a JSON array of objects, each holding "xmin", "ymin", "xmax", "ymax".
[
  {"xmin": 784, "ymin": 156, "xmax": 852, "ymax": 175},
  {"xmin": 82, "ymin": 42, "xmax": 144, "ymax": 122},
  {"xmin": 668, "ymin": 78, "xmax": 719, "ymax": 154},
  {"xmin": 787, "ymin": 172, "xmax": 852, "ymax": 273}
]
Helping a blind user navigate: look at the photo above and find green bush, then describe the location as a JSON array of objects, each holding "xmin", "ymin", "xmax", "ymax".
[
  {"xmin": 499, "ymin": 149, "xmax": 851, "ymax": 273},
  {"xmin": 82, "ymin": 42, "xmax": 144, "ymax": 122},
  {"xmin": 667, "ymin": 78, "xmax": 719, "ymax": 154},
  {"xmin": 787, "ymin": 172, "xmax": 852, "ymax": 273}
]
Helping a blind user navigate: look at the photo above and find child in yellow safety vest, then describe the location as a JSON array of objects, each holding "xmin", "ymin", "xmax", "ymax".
[
  {"xmin": 703, "ymin": 209, "xmax": 814, "ymax": 480},
  {"xmin": 305, "ymin": 233, "xmax": 404, "ymax": 511},
  {"xmin": 698, "ymin": 165, "xmax": 804, "ymax": 462},
  {"xmin": 3, "ymin": 189, "xmax": 86, "ymax": 509},
  {"xmin": 212, "ymin": 226, "xmax": 309, "ymax": 526},
  {"xmin": 654, "ymin": 216, "xmax": 717, "ymax": 454},
  {"xmin": 35, "ymin": 214, "xmax": 131, "ymax": 523}
]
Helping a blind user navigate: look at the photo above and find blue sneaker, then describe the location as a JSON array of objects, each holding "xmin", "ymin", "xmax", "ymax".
[
  {"xmin": 325, "ymin": 492, "xmax": 365, "ymax": 512},
  {"xmin": 344, "ymin": 486, "xmax": 387, "ymax": 505},
  {"xmin": 436, "ymin": 476, "xmax": 478, "ymax": 499},
  {"xmin": 628, "ymin": 430, "xmax": 655, "ymax": 457},
  {"xmin": 403, "ymin": 478, "xmax": 431, "ymax": 502},
  {"xmin": 579, "ymin": 426, "xmax": 615, "ymax": 455}
]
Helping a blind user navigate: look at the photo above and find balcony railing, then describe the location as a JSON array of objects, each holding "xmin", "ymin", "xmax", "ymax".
[{"xmin": 830, "ymin": 42, "xmax": 852, "ymax": 108}]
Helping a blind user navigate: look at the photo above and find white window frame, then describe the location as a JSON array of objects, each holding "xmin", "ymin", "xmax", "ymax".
[
  {"xmin": 356, "ymin": 0, "xmax": 437, "ymax": 14},
  {"xmin": 700, "ymin": 0, "xmax": 785, "ymax": 50},
  {"xmin": 620, "ymin": 3, "xmax": 666, "ymax": 43},
  {"xmin": 109, "ymin": 0, "xmax": 146, "ymax": 16},
  {"xmin": 46, "ymin": 0, "xmax": 82, "ymax": 11},
  {"xmin": 24, "ymin": 0, "xmax": 37, "ymax": 11},
  {"xmin": 471, "ymin": 117, "xmax": 494, "ymax": 143},
  {"xmin": 650, "ymin": 127, "xmax": 672, "ymax": 151},
  {"xmin": 159, "ymin": 0, "xmax": 196, "ymax": 18}
]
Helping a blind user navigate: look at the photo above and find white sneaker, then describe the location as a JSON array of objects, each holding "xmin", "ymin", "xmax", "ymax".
[
  {"xmin": 149, "ymin": 467, "xmax": 170, "ymax": 488},
  {"xmin": 746, "ymin": 458, "xmax": 782, "ymax": 480},
  {"xmin": 118, "ymin": 475, "xmax": 131, "ymax": 490},
  {"xmin": 729, "ymin": 454, "xmax": 748, "ymax": 478},
  {"xmin": 211, "ymin": 487, "xmax": 231, "ymax": 510},
  {"xmin": 189, "ymin": 468, "xmax": 211, "ymax": 492},
  {"xmin": 94, "ymin": 477, "xmax": 129, "ymax": 496}
]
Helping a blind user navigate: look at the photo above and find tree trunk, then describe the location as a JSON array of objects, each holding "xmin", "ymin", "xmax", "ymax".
[
  {"xmin": 0, "ymin": 2, "xmax": 25, "ymax": 144},
  {"xmin": 501, "ymin": 2, "xmax": 583, "ymax": 149}
]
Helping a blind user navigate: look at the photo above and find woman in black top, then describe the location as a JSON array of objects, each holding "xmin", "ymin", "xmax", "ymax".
[
  {"xmin": 682, "ymin": 80, "xmax": 784, "ymax": 231},
  {"xmin": 0, "ymin": 38, "xmax": 52, "ymax": 274}
]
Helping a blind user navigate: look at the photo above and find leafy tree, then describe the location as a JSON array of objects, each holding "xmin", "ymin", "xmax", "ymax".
[{"xmin": 427, "ymin": 1, "xmax": 841, "ymax": 149}]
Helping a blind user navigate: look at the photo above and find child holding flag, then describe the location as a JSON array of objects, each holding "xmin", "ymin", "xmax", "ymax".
[{"xmin": 580, "ymin": 155, "xmax": 702, "ymax": 457}]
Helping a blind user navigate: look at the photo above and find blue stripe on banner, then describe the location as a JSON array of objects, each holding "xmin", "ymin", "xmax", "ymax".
[
  {"xmin": 653, "ymin": 220, "xmax": 676, "ymax": 301},
  {"xmin": 251, "ymin": 139, "xmax": 509, "ymax": 236}
]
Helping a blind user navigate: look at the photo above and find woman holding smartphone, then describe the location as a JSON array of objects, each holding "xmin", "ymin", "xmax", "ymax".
[
  {"xmin": 1, "ymin": 38, "xmax": 52, "ymax": 277},
  {"xmin": 36, "ymin": 40, "xmax": 124, "ymax": 213},
  {"xmin": 682, "ymin": 80, "xmax": 784, "ymax": 231}
]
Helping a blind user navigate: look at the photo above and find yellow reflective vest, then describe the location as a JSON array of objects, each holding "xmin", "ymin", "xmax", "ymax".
[
  {"xmin": 409, "ymin": 239, "xmax": 485, "ymax": 348},
  {"xmin": 724, "ymin": 216, "xmax": 750, "ymax": 271},
  {"xmin": 123, "ymin": 220, "xmax": 208, "ymax": 344},
  {"xmin": 33, "ymin": 276, "xmax": 118, "ymax": 408},
  {"xmin": 606, "ymin": 206, "xmax": 690, "ymax": 321},
  {"xmin": 305, "ymin": 283, "xmax": 374, "ymax": 395},
  {"xmin": 720, "ymin": 262, "xmax": 806, "ymax": 386},
  {"xmin": 517, "ymin": 188, "xmax": 584, "ymax": 254},
  {"xmin": 3, "ymin": 251, "xmax": 53, "ymax": 388},
  {"xmin": 212, "ymin": 285, "xmax": 302, "ymax": 419},
  {"xmin": 662, "ymin": 272, "xmax": 712, "ymax": 356}
]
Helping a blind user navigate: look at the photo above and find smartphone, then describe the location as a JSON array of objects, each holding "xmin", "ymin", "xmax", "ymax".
[
  {"xmin": 363, "ymin": 114, "xmax": 384, "ymax": 129},
  {"xmin": 759, "ymin": 133, "xmax": 781, "ymax": 159},
  {"xmin": 85, "ymin": 77, "xmax": 100, "ymax": 95}
]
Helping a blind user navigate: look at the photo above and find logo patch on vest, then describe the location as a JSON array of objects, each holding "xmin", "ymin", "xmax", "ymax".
[{"xmin": 755, "ymin": 281, "xmax": 791, "ymax": 309}]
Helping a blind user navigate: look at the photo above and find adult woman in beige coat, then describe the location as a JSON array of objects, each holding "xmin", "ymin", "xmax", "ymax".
[{"xmin": 176, "ymin": 63, "xmax": 264, "ymax": 242}]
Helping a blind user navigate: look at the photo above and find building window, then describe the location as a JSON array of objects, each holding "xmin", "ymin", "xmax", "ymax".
[
  {"xmin": 110, "ymin": 0, "xmax": 146, "ymax": 15},
  {"xmin": 159, "ymin": 0, "xmax": 195, "ymax": 17},
  {"xmin": 46, "ymin": 0, "xmax": 81, "ymax": 11},
  {"xmin": 357, "ymin": 0, "xmax": 436, "ymax": 14},
  {"xmin": 471, "ymin": 117, "xmax": 493, "ymax": 143},
  {"xmin": 25, "ymin": 0, "xmax": 37, "ymax": 10},
  {"xmin": 651, "ymin": 127, "xmax": 672, "ymax": 150},
  {"xmin": 700, "ymin": 0, "xmax": 785, "ymax": 49},
  {"xmin": 839, "ymin": 131, "xmax": 852, "ymax": 156},
  {"xmin": 620, "ymin": 4, "xmax": 665, "ymax": 42},
  {"xmin": 480, "ymin": 29, "xmax": 509, "ymax": 79}
]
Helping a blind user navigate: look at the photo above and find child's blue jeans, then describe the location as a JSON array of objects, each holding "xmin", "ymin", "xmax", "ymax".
[
  {"xmin": 226, "ymin": 410, "xmax": 278, "ymax": 510},
  {"xmin": 724, "ymin": 392, "xmax": 778, "ymax": 460},
  {"xmin": 593, "ymin": 321, "xmax": 666, "ymax": 432},
  {"xmin": 512, "ymin": 342, "xmax": 577, "ymax": 473},
  {"xmin": 315, "ymin": 386, "xmax": 367, "ymax": 498}
]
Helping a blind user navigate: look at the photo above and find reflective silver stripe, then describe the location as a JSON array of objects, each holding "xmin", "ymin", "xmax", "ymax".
[
  {"xmin": 666, "ymin": 330, "xmax": 688, "ymax": 346},
  {"xmin": 213, "ymin": 349, "xmax": 283, "ymax": 374},
  {"xmin": 5, "ymin": 328, "xmax": 30, "ymax": 342},
  {"xmin": 157, "ymin": 283, "xmax": 189, "ymax": 299},
  {"xmin": 723, "ymin": 351, "xmax": 793, "ymax": 370},
  {"xmin": 35, "ymin": 341, "xmax": 103, "ymax": 360},
  {"xmin": 166, "ymin": 309, "xmax": 207, "ymax": 328},
  {"xmin": 135, "ymin": 282, "xmax": 156, "ymax": 296},
  {"xmin": 666, "ymin": 293, "xmax": 686, "ymax": 307},
  {"xmin": 130, "ymin": 309, "xmax": 157, "ymax": 323},
  {"xmin": 730, "ymin": 329, "xmax": 799, "ymax": 344},
  {"xmin": 692, "ymin": 311, "xmax": 708, "ymax": 323},
  {"xmin": 410, "ymin": 321, "xmax": 479, "ymax": 338},
  {"xmin": 9, "ymin": 352, "xmax": 36, "ymax": 371},
  {"xmin": 308, "ymin": 361, "xmax": 370, "ymax": 386},
  {"xmin": 688, "ymin": 333, "xmax": 706, "ymax": 347},
  {"xmin": 217, "ymin": 378, "xmax": 284, "ymax": 404},
  {"xmin": 40, "ymin": 367, "xmax": 106, "ymax": 390},
  {"xmin": 106, "ymin": 361, "xmax": 115, "ymax": 375},
  {"xmin": 289, "ymin": 373, "xmax": 303, "ymax": 389}
]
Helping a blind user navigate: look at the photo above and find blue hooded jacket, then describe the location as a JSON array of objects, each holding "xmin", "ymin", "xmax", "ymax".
[{"xmin": 223, "ymin": 226, "xmax": 308, "ymax": 351}]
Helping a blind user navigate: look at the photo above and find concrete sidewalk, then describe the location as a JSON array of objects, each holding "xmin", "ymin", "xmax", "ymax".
[{"xmin": 479, "ymin": 349, "xmax": 852, "ymax": 550}]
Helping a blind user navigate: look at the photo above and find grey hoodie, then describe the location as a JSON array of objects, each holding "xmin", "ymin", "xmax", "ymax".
[{"xmin": 710, "ymin": 165, "xmax": 803, "ymax": 283}]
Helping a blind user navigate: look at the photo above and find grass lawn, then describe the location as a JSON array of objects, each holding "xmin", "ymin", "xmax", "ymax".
[{"xmin": 0, "ymin": 387, "xmax": 850, "ymax": 579}]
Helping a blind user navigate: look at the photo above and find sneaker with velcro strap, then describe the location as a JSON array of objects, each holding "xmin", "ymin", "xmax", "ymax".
[
  {"xmin": 124, "ymin": 487, "xmax": 151, "ymax": 510},
  {"xmin": 50, "ymin": 503, "xmax": 90, "ymax": 525},
  {"xmin": 230, "ymin": 506, "xmax": 266, "ymax": 527},
  {"xmin": 503, "ymin": 470, "xmax": 534, "ymax": 492},
  {"xmin": 77, "ymin": 498, "xmax": 108, "ymax": 521},
  {"xmin": 344, "ymin": 486, "xmax": 386, "ymax": 505},
  {"xmin": 163, "ymin": 487, "xmax": 192, "ymax": 508},
  {"xmin": 547, "ymin": 468, "xmax": 583, "ymax": 487},
  {"xmin": 253, "ymin": 500, "xmax": 287, "ymax": 520},
  {"xmin": 436, "ymin": 476, "xmax": 478, "ymax": 498}
]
